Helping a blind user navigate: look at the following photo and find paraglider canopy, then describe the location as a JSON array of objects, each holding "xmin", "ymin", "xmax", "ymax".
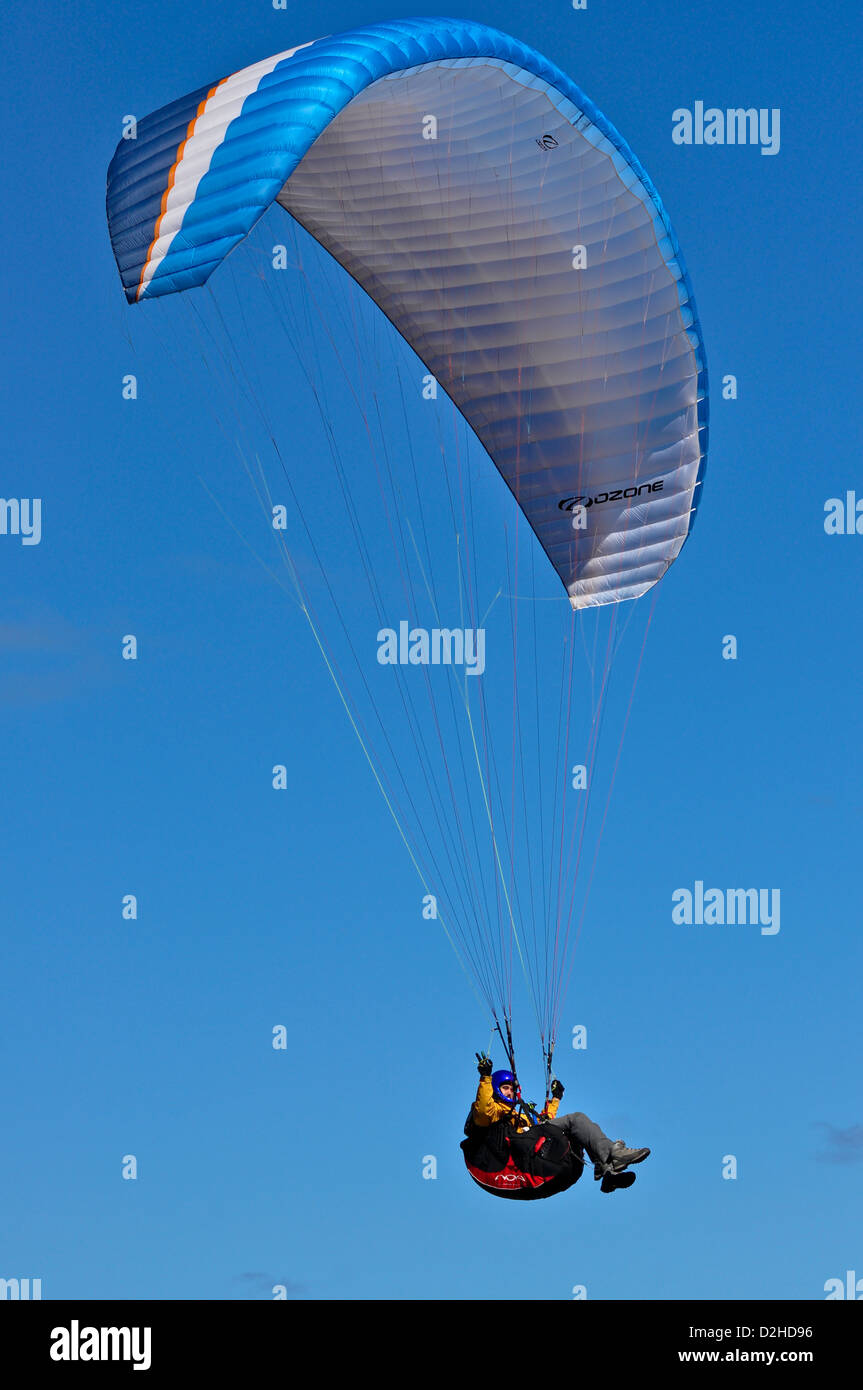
[{"xmin": 107, "ymin": 16, "xmax": 708, "ymax": 611}]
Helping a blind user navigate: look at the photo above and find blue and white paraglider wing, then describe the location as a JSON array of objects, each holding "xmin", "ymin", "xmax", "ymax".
[{"xmin": 107, "ymin": 16, "xmax": 708, "ymax": 608}]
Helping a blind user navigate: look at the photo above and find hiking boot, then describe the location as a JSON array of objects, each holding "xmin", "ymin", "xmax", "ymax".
[
  {"xmin": 609, "ymin": 1140, "xmax": 651, "ymax": 1173},
  {"xmin": 601, "ymin": 1171, "xmax": 636, "ymax": 1193}
]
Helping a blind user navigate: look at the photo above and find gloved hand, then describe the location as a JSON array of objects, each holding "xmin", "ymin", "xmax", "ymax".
[
  {"xmin": 475, "ymin": 1052, "xmax": 493, "ymax": 1075},
  {"xmin": 550, "ymin": 1079, "xmax": 565, "ymax": 1100}
]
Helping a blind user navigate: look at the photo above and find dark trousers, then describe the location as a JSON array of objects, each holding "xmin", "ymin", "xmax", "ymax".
[{"xmin": 545, "ymin": 1111, "xmax": 613, "ymax": 1167}]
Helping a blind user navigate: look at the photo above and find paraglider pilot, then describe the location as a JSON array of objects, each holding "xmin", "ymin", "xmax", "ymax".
[{"xmin": 462, "ymin": 1053, "xmax": 650, "ymax": 1199}]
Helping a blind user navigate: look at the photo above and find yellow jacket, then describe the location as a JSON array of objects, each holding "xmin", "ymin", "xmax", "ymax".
[{"xmin": 470, "ymin": 1074, "xmax": 560, "ymax": 1131}]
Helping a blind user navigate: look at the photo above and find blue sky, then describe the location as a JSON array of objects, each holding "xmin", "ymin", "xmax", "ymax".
[{"xmin": 1, "ymin": 0, "xmax": 861, "ymax": 1301}]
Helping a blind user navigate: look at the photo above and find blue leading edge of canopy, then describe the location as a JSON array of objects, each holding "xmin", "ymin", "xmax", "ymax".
[{"xmin": 106, "ymin": 14, "xmax": 709, "ymax": 536}]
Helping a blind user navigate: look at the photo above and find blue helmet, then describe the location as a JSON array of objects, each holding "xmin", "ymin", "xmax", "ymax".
[{"xmin": 491, "ymin": 1070, "xmax": 518, "ymax": 1106}]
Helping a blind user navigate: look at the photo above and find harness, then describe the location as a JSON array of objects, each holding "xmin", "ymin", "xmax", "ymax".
[
  {"xmin": 463, "ymin": 1017, "xmax": 585, "ymax": 1200},
  {"xmin": 461, "ymin": 1122, "xmax": 579, "ymax": 1200}
]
